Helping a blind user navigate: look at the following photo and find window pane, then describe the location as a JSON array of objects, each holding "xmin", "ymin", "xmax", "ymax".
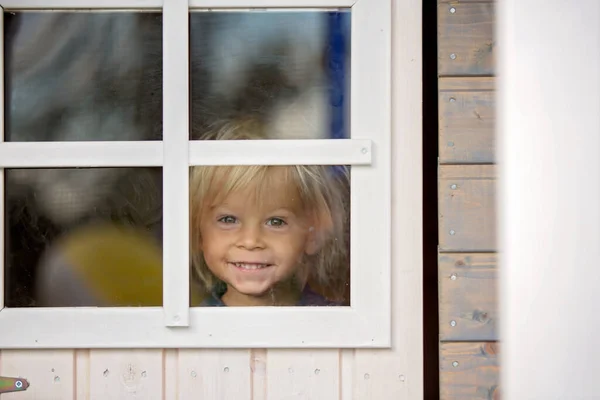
[
  {"xmin": 189, "ymin": 163, "xmax": 350, "ymax": 307},
  {"xmin": 4, "ymin": 12, "xmax": 162, "ymax": 142},
  {"xmin": 4, "ymin": 167, "xmax": 163, "ymax": 307},
  {"xmin": 190, "ymin": 11, "xmax": 351, "ymax": 140}
]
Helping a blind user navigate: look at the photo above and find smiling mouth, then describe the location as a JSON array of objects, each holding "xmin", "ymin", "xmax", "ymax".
[{"xmin": 229, "ymin": 262, "xmax": 273, "ymax": 271}]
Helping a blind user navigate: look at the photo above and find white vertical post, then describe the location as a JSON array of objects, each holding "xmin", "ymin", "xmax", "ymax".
[
  {"xmin": 498, "ymin": 0, "xmax": 600, "ymax": 397},
  {"xmin": 0, "ymin": 8, "xmax": 5, "ymax": 310},
  {"xmin": 163, "ymin": 0, "xmax": 190, "ymax": 326}
]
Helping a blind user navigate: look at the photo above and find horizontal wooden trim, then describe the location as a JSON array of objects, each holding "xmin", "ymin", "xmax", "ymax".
[{"xmin": 439, "ymin": 253, "xmax": 497, "ymax": 341}]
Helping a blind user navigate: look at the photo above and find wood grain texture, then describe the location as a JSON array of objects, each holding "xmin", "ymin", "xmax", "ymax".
[
  {"xmin": 266, "ymin": 350, "xmax": 339, "ymax": 400},
  {"xmin": 177, "ymin": 349, "xmax": 251, "ymax": 399},
  {"xmin": 0, "ymin": 350, "xmax": 74, "ymax": 400},
  {"xmin": 439, "ymin": 165, "xmax": 496, "ymax": 251},
  {"xmin": 440, "ymin": 342, "xmax": 500, "ymax": 400},
  {"xmin": 439, "ymin": 253, "xmax": 497, "ymax": 341},
  {"xmin": 438, "ymin": 2, "xmax": 495, "ymax": 76},
  {"xmin": 88, "ymin": 349, "xmax": 163, "ymax": 399},
  {"xmin": 439, "ymin": 77, "xmax": 495, "ymax": 163},
  {"xmin": 75, "ymin": 350, "xmax": 90, "ymax": 400}
]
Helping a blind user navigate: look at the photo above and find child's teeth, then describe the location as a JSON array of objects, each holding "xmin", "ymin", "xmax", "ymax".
[{"xmin": 235, "ymin": 263, "xmax": 267, "ymax": 270}]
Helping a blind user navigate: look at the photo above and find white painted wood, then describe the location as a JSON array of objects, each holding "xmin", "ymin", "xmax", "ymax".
[
  {"xmin": 266, "ymin": 350, "xmax": 339, "ymax": 399},
  {"xmin": 88, "ymin": 350, "xmax": 163, "ymax": 399},
  {"xmin": 497, "ymin": 1, "xmax": 600, "ymax": 398},
  {"xmin": 251, "ymin": 349, "xmax": 267, "ymax": 400},
  {"xmin": 347, "ymin": 0, "xmax": 391, "ymax": 338},
  {"xmin": 0, "ymin": 307, "xmax": 386, "ymax": 348},
  {"xmin": 178, "ymin": 350, "xmax": 251, "ymax": 399},
  {"xmin": 0, "ymin": 140, "xmax": 370, "ymax": 167},
  {"xmin": 353, "ymin": 0, "xmax": 423, "ymax": 397},
  {"xmin": 163, "ymin": 349, "xmax": 177, "ymax": 400},
  {"xmin": 0, "ymin": 350, "xmax": 74, "ymax": 399},
  {"xmin": 162, "ymin": 0, "xmax": 190, "ymax": 328},
  {"xmin": 340, "ymin": 349, "xmax": 354, "ymax": 400},
  {"xmin": 0, "ymin": 0, "xmax": 161, "ymax": 8},
  {"xmin": 75, "ymin": 350, "xmax": 90, "ymax": 400},
  {"xmin": 189, "ymin": 0, "xmax": 355, "ymax": 8},
  {"xmin": 0, "ymin": 142, "xmax": 163, "ymax": 167},
  {"xmin": 188, "ymin": 139, "xmax": 372, "ymax": 166}
]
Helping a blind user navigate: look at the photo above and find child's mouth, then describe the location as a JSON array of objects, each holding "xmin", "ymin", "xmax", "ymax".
[{"xmin": 229, "ymin": 262, "xmax": 273, "ymax": 271}]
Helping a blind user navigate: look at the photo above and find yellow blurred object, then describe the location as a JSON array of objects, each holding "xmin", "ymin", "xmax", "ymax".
[{"xmin": 35, "ymin": 223, "xmax": 205, "ymax": 307}]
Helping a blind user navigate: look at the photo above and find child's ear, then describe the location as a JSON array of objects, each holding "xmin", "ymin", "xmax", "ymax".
[{"xmin": 305, "ymin": 210, "xmax": 334, "ymax": 255}]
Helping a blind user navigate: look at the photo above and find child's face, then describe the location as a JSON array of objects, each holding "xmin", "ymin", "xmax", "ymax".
[{"xmin": 199, "ymin": 169, "xmax": 316, "ymax": 301}]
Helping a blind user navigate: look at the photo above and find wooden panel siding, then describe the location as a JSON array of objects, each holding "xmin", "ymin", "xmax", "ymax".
[
  {"xmin": 439, "ymin": 77, "xmax": 495, "ymax": 164},
  {"xmin": 438, "ymin": 165, "xmax": 496, "ymax": 252},
  {"xmin": 438, "ymin": 2, "xmax": 495, "ymax": 76},
  {"xmin": 438, "ymin": 253, "xmax": 497, "ymax": 341}
]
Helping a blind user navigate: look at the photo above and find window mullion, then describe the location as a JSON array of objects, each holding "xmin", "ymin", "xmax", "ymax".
[{"xmin": 162, "ymin": 0, "xmax": 190, "ymax": 327}]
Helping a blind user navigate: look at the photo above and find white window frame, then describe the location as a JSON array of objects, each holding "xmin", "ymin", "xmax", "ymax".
[{"xmin": 0, "ymin": 0, "xmax": 397, "ymax": 349}]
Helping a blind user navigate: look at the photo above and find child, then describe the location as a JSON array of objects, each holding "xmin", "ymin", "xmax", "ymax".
[{"xmin": 190, "ymin": 118, "xmax": 349, "ymax": 306}]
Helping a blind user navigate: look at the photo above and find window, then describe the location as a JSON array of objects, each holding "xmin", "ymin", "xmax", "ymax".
[{"xmin": 0, "ymin": 0, "xmax": 392, "ymax": 348}]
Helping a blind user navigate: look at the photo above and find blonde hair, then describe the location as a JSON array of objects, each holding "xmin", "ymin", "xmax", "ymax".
[{"xmin": 189, "ymin": 118, "xmax": 350, "ymax": 295}]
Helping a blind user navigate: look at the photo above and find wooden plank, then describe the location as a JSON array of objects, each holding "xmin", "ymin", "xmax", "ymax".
[
  {"xmin": 177, "ymin": 350, "xmax": 251, "ymax": 399},
  {"xmin": 266, "ymin": 350, "xmax": 339, "ymax": 400},
  {"xmin": 438, "ymin": 2, "xmax": 495, "ymax": 76},
  {"xmin": 88, "ymin": 349, "xmax": 163, "ymax": 399},
  {"xmin": 75, "ymin": 350, "xmax": 90, "ymax": 400},
  {"xmin": 439, "ymin": 77, "xmax": 495, "ymax": 163},
  {"xmin": 251, "ymin": 349, "xmax": 267, "ymax": 400},
  {"xmin": 439, "ymin": 253, "xmax": 497, "ymax": 341},
  {"xmin": 440, "ymin": 342, "xmax": 500, "ymax": 400},
  {"xmin": 439, "ymin": 165, "xmax": 496, "ymax": 251},
  {"xmin": 163, "ymin": 349, "xmax": 178, "ymax": 400},
  {"xmin": 0, "ymin": 350, "xmax": 74, "ymax": 400}
]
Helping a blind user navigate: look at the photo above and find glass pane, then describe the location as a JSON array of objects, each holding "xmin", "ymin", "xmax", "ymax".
[
  {"xmin": 4, "ymin": 167, "xmax": 163, "ymax": 307},
  {"xmin": 4, "ymin": 12, "xmax": 162, "ymax": 141},
  {"xmin": 189, "ymin": 162, "xmax": 350, "ymax": 307},
  {"xmin": 190, "ymin": 11, "xmax": 351, "ymax": 140}
]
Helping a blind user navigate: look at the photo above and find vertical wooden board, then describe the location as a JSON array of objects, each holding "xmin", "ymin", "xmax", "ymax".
[
  {"xmin": 438, "ymin": 2, "xmax": 495, "ymax": 76},
  {"xmin": 251, "ymin": 349, "xmax": 267, "ymax": 400},
  {"xmin": 0, "ymin": 350, "xmax": 74, "ymax": 400},
  {"xmin": 439, "ymin": 253, "xmax": 497, "ymax": 341},
  {"xmin": 439, "ymin": 165, "xmax": 496, "ymax": 251},
  {"xmin": 440, "ymin": 342, "xmax": 500, "ymax": 400},
  {"xmin": 439, "ymin": 77, "xmax": 495, "ymax": 164},
  {"xmin": 163, "ymin": 350, "xmax": 178, "ymax": 400},
  {"xmin": 352, "ymin": 349, "xmax": 414, "ymax": 399},
  {"xmin": 177, "ymin": 350, "xmax": 251, "ymax": 399},
  {"xmin": 76, "ymin": 350, "xmax": 91, "ymax": 400},
  {"xmin": 88, "ymin": 349, "xmax": 163, "ymax": 399},
  {"xmin": 265, "ymin": 350, "xmax": 339, "ymax": 400}
]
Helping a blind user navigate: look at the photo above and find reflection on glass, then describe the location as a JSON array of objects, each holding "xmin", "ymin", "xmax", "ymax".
[
  {"xmin": 4, "ymin": 168, "xmax": 163, "ymax": 307},
  {"xmin": 190, "ymin": 11, "xmax": 351, "ymax": 140},
  {"xmin": 189, "ymin": 119, "xmax": 350, "ymax": 307},
  {"xmin": 4, "ymin": 12, "xmax": 163, "ymax": 141}
]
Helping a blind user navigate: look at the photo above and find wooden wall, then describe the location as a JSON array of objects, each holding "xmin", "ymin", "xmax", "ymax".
[
  {"xmin": 437, "ymin": 1, "xmax": 499, "ymax": 398},
  {"xmin": 0, "ymin": 1, "xmax": 424, "ymax": 399}
]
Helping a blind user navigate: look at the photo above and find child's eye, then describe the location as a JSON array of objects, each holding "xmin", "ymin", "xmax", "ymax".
[
  {"xmin": 218, "ymin": 215, "xmax": 237, "ymax": 224},
  {"xmin": 266, "ymin": 217, "xmax": 287, "ymax": 227}
]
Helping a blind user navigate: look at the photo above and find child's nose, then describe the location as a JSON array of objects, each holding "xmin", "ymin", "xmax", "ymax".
[{"xmin": 236, "ymin": 224, "xmax": 265, "ymax": 250}]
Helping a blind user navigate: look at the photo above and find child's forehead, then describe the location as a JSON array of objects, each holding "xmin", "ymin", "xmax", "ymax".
[{"xmin": 209, "ymin": 167, "xmax": 304, "ymax": 210}]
